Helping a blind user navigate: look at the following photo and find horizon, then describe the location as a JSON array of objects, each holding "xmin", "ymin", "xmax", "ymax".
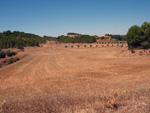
[{"xmin": 0, "ymin": 0, "xmax": 150, "ymax": 37}]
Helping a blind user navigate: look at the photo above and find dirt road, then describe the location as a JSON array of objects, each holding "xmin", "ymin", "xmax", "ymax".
[{"xmin": 0, "ymin": 43, "xmax": 150, "ymax": 113}]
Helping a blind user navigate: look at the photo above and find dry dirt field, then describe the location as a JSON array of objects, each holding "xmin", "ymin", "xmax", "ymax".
[{"xmin": 1, "ymin": 42, "xmax": 150, "ymax": 113}]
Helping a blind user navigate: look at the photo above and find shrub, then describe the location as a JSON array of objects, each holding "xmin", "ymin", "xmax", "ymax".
[
  {"xmin": 71, "ymin": 45, "xmax": 73, "ymax": 48},
  {"xmin": 96, "ymin": 45, "xmax": 98, "ymax": 47},
  {"xmin": 131, "ymin": 50, "xmax": 135, "ymax": 53},
  {"xmin": 90, "ymin": 45, "xmax": 92, "ymax": 47},
  {"xmin": 6, "ymin": 50, "xmax": 16, "ymax": 57},
  {"xmin": 65, "ymin": 46, "xmax": 68, "ymax": 48},
  {"xmin": 84, "ymin": 45, "xmax": 86, "ymax": 47},
  {"xmin": 14, "ymin": 57, "xmax": 19, "ymax": 61},
  {"xmin": 0, "ymin": 51, "xmax": 6, "ymax": 58},
  {"xmin": 77, "ymin": 45, "xmax": 80, "ymax": 48},
  {"xmin": 8, "ymin": 57, "xmax": 19, "ymax": 64},
  {"xmin": 2, "ymin": 59, "xmax": 8, "ymax": 63}
]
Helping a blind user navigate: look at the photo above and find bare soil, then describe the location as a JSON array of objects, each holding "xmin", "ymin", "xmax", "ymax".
[{"xmin": 0, "ymin": 42, "xmax": 150, "ymax": 113}]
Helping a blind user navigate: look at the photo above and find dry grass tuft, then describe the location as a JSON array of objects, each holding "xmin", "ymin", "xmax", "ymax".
[{"xmin": 0, "ymin": 99, "xmax": 6, "ymax": 113}]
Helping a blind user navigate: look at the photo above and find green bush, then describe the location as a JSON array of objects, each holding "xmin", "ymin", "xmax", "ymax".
[
  {"xmin": 2, "ymin": 59, "xmax": 8, "ymax": 63},
  {"xmin": 84, "ymin": 45, "xmax": 86, "ymax": 47},
  {"xmin": 14, "ymin": 57, "xmax": 19, "ymax": 61},
  {"xmin": 0, "ymin": 51, "xmax": 6, "ymax": 58},
  {"xmin": 6, "ymin": 50, "xmax": 16, "ymax": 57},
  {"xmin": 8, "ymin": 57, "xmax": 19, "ymax": 64}
]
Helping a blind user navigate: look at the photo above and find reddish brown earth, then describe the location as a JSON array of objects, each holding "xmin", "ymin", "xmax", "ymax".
[{"xmin": 0, "ymin": 42, "xmax": 150, "ymax": 113}]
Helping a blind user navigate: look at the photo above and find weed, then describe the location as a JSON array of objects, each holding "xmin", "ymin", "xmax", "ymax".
[{"xmin": 0, "ymin": 99, "xmax": 6, "ymax": 113}]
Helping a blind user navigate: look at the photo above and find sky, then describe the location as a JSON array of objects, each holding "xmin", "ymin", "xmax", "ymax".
[{"xmin": 0, "ymin": 0, "xmax": 150, "ymax": 37}]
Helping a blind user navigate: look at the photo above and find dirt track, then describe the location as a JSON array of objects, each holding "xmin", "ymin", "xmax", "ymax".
[{"xmin": 1, "ymin": 42, "xmax": 150, "ymax": 113}]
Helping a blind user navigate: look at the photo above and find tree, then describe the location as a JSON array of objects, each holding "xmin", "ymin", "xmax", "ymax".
[{"xmin": 126, "ymin": 22, "xmax": 150, "ymax": 49}]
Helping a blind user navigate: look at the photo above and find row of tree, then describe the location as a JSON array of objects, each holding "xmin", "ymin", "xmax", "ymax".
[
  {"xmin": 126, "ymin": 22, "xmax": 150, "ymax": 49},
  {"xmin": 105, "ymin": 34, "xmax": 126, "ymax": 41},
  {"xmin": 57, "ymin": 35, "xmax": 96, "ymax": 43},
  {"xmin": 0, "ymin": 31, "xmax": 46, "ymax": 49}
]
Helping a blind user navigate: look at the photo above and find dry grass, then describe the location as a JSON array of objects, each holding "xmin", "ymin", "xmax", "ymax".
[
  {"xmin": 0, "ymin": 42, "xmax": 150, "ymax": 112},
  {"xmin": 0, "ymin": 99, "xmax": 6, "ymax": 113}
]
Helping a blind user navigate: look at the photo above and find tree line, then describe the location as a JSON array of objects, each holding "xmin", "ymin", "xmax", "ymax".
[
  {"xmin": 105, "ymin": 34, "xmax": 126, "ymax": 41},
  {"xmin": 0, "ymin": 30, "xmax": 46, "ymax": 49},
  {"xmin": 57, "ymin": 35, "xmax": 96, "ymax": 43},
  {"xmin": 126, "ymin": 22, "xmax": 150, "ymax": 49}
]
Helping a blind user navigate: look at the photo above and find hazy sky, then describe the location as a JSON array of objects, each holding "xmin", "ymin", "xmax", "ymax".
[{"xmin": 0, "ymin": 0, "xmax": 150, "ymax": 37}]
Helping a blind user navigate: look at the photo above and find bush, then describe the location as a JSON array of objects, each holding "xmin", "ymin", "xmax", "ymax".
[
  {"xmin": 71, "ymin": 45, "xmax": 73, "ymax": 48},
  {"xmin": 96, "ymin": 45, "xmax": 98, "ymax": 47},
  {"xmin": 90, "ymin": 45, "xmax": 92, "ymax": 47},
  {"xmin": 84, "ymin": 45, "xmax": 86, "ymax": 47},
  {"xmin": 0, "ymin": 51, "xmax": 6, "ymax": 58},
  {"xmin": 8, "ymin": 57, "xmax": 19, "ymax": 64},
  {"xmin": 2, "ymin": 59, "xmax": 8, "ymax": 63},
  {"xmin": 14, "ymin": 57, "xmax": 19, "ymax": 61},
  {"xmin": 6, "ymin": 50, "xmax": 16, "ymax": 57},
  {"xmin": 131, "ymin": 50, "xmax": 135, "ymax": 53}
]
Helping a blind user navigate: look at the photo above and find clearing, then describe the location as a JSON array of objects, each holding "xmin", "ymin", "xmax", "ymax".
[{"xmin": 0, "ymin": 42, "xmax": 150, "ymax": 113}]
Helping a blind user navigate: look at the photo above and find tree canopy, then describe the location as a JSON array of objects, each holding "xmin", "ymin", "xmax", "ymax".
[
  {"xmin": 126, "ymin": 22, "xmax": 150, "ymax": 49},
  {"xmin": 0, "ymin": 30, "xmax": 46, "ymax": 49},
  {"xmin": 57, "ymin": 35, "xmax": 96, "ymax": 43},
  {"xmin": 105, "ymin": 34, "xmax": 126, "ymax": 41}
]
